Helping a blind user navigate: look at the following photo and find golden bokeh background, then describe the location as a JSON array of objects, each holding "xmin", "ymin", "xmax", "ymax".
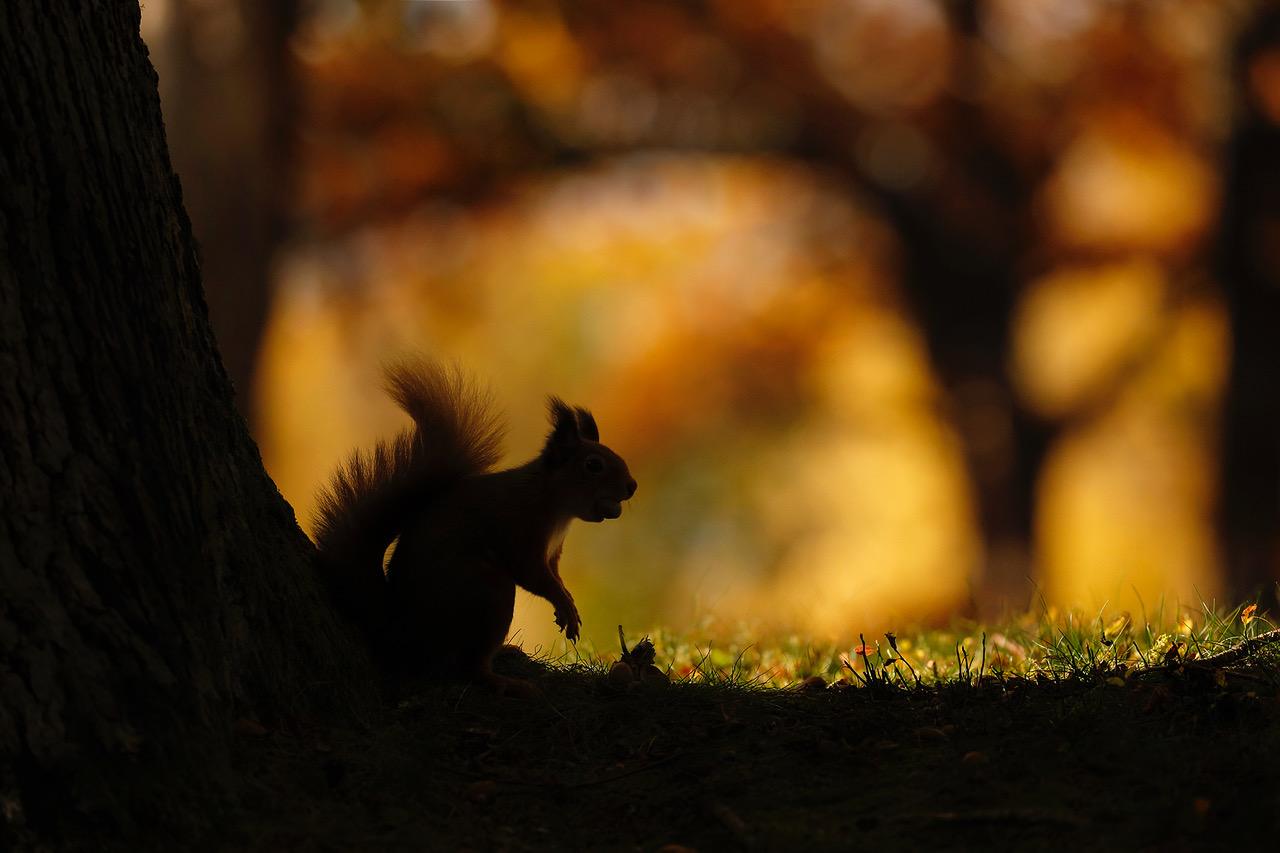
[{"xmin": 143, "ymin": 0, "xmax": 1280, "ymax": 648}]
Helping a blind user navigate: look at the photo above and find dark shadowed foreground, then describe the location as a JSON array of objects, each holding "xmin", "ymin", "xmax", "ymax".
[{"xmin": 229, "ymin": 652, "xmax": 1278, "ymax": 852}]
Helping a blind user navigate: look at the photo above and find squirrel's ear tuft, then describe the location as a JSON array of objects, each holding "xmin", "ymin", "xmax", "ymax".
[
  {"xmin": 574, "ymin": 406, "xmax": 599, "ymax": 442},
  {"xmin": 542, "ymin": 396, "xmax": 580, "ymax": 466}
]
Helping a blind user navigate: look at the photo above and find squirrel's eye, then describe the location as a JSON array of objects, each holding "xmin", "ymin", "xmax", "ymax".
[{"xmin": 584, "ymin": 455, "xmax": 605, "ymax": 474}]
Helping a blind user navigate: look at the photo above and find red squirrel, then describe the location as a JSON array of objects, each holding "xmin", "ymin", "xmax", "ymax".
[{"xmin": 312, "ymin": 358, "xmax": 636, "ymax": 694}]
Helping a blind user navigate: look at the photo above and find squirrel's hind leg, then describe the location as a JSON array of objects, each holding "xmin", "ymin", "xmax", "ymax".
[{"xmin": 457, "ymin": 571, "xmax": 536, "ymax": 697}]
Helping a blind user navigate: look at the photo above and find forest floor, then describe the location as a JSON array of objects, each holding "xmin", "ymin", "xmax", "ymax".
[{"xmin": 228, "ymin": 622, "xmax": 1280, "ymax": 852}]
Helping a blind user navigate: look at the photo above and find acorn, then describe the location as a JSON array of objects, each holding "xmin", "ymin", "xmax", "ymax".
[
  {"xmin": 617, "ymin": 626, "xmax": 667, "ymax": 687},
  {"xmin": 608, "ymin": 660, "xmax": 635, "ymax": 689}
]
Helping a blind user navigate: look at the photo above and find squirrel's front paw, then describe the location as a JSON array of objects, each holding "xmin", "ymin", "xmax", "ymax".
[{"xmin": 555, "ymin": 604, "xmax": 581, "ymax": 643}]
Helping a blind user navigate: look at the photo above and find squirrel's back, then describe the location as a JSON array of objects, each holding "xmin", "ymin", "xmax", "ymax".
[{"xmin": 312, "ymin": 358, "xmax": 506, "ymax": 642}]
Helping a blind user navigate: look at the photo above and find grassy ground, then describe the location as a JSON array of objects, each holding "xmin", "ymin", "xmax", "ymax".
[{"xmin": 229, "ymin": 606, "xmax": 1280, "ymax": 851}]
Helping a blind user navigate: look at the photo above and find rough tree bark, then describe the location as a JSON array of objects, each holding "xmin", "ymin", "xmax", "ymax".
[{"xmin": 0, "ymin": 2, "xmax": 365, "ymax": 845}]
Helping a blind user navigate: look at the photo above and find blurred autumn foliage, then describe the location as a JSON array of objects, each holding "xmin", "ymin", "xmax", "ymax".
[{"xmin": 145, "ymin": 0, "xmax": 1280, "ymax": 647}]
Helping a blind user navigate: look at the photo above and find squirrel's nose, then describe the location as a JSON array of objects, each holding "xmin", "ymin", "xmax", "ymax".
[{"xmin": 626, "ymin": 478, "xmax": 637, "ymax": 499}]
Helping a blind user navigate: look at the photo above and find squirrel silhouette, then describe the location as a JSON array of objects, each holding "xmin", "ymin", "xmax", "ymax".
[{"xmin": 313, "ymin": 357, "xmax": 636, "ymax": 695}]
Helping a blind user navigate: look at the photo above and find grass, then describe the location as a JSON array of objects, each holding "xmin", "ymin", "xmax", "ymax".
[
  {"xmin": 225, "ymin": 601, "xmax": 1280, "ymax": 851},
  {"xmin": 531, "ymin": 597, "xmax": 1278, "ymax": 689}
]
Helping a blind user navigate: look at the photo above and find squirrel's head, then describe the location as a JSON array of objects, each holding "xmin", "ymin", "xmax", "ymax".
[{"xmin": 540, "ymin": 397, "xmax": 637, "ymax": 523}]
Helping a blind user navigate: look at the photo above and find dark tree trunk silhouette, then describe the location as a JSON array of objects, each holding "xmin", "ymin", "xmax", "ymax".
[
  {"xmin": 147, "ymin": 0, "xmax": 300, "ymax": 425},
  {"xmin": 0, "ymin": 2, "xmax": 364, "ymax": 844},
  {"xmin": 712, "ymin": 4, "xmax": 1050, "ymax": 612},
  {"xmin": 1216, "ymin": 7, "xmax": 1280, "ymax": 606}
]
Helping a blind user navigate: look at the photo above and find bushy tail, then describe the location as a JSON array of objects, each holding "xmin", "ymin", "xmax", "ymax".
[{"xmin": 312, "ymin": 358, "xmax": 506, "ymax": 643}]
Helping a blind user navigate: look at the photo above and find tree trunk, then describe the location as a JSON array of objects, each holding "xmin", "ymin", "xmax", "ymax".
[
  {"xmin": 146, "ymin": 0, "xmax": 299, "ymax": 426},
  {"xmin": 1215, "ymin": 7, "xmax": 1280, "ymax": 607},
  {"xmin": 712, "ymin": 4, "xmax": 1050, "ymax": 613},
  {"xmin": 0, "ymin": 2, "xmax": 365, "ymax": 844}
]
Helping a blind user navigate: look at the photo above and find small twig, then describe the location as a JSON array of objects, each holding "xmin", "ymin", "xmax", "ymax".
[
  {"xmin": 1187, "ymin": 628, "xmax": 1280, "ymax": 668},
  {"xmin": 979, "ymin": 632, "xmax": 987, "ymax": 681}
]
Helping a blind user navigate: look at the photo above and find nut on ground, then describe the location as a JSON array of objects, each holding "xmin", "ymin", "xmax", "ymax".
[{"xmin": 608, "ymin": 660, "xmax": 635, "ymax": 688}]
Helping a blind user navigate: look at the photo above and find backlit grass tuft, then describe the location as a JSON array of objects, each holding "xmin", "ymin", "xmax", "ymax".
[{"xmin": 523, "ymin": 597, "xmax": 1278, "ymax": 689}]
